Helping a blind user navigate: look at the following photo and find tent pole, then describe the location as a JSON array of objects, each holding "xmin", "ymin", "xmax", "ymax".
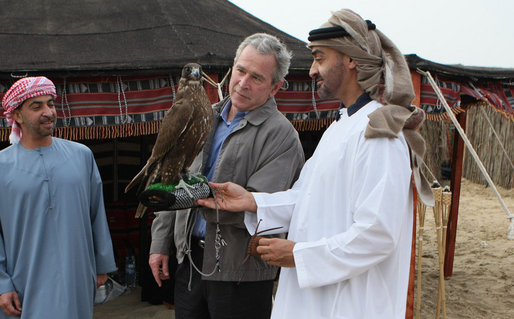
[{"xmin": 445, "ymin": 111, "xmax": 466, "ymax": 277}]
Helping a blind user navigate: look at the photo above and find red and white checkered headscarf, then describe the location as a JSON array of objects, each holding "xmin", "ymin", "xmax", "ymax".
[{"xmin": 2, "ymin": 76, "xmax": 57, "ymax": 144}]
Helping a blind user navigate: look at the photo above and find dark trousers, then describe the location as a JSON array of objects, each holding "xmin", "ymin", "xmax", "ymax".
[{"xmin": 174, "ymin": 238, "xmax": 274, "ymax": 319}]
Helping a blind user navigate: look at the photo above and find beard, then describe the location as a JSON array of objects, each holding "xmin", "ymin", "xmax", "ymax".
[
  {"xmin": 22, "ymin": 114, "xmax": 57, "ymax": 138},
  {"xmin": 39, "ymin": 116, "xmax": 56, "ymax": 136},
  {"xmin": 315, "ymin": 78, "xmax": 338, "ymax": 100},
  {"xmin": 317, "ymin": 85, "xmax": 332, "ymax": 100}
]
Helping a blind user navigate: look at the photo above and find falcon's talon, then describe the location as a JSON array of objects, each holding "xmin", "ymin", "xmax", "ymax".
[{"xmin": 175, "ymin": 178, "xmax": 196, "ymax": 199}]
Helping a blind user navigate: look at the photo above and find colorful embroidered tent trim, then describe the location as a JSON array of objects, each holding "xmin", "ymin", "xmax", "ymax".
[
  {"xmin": 419, "ymin": 75, "xmax": 514, "ymax": 121},
  {"xmin": 0, "ymin": 78, "xmax": 342, "ymax": 141},
  {"xmin": 0, "ymin": 122, "xmax": 162, "ymax": 141}
]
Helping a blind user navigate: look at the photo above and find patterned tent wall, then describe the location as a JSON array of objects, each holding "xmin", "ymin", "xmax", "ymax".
[
  {"xmin": 0, "ymin": 74, "xmax": 340, "ymax": 140},
  {"xmin": 417, "ymin": 74, "xmax": 513, "ymax": 189}
]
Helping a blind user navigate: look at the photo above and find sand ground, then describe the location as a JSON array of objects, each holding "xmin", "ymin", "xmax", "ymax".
[
  {"xmin": 416, "ymin": 178, "xmax": 513, "ymax": 318},
  {"xmin": 94, "ymin": 178, "xmax": 514, "ymax": 318}
]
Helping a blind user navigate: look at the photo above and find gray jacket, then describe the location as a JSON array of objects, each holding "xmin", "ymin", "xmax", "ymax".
[{"xmin": 150, "ymin": 96, "xmax": 304, "ymax": 281}]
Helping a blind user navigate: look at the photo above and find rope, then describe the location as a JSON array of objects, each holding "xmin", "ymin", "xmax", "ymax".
[
  {"xmin": 311, "ymin": 77, "xmax": 320, "ymax": 119},
  {"xmin": 202, "ymin": 69, "xmax": 231, "ymax": 101},
  {"xmin": 116, "ymin": 76, "xmax": 129, "ymax": 124},
  {"xmin": 420, "ymin": 159, "xmax": 440, "ymax": 187},
  {"xmin": 418, "ymin": 69, "xmax": 514, "ymax": 240},
  {"xmin": 168, "ymin": 75, "xmax": 176, "ymax": 103},
  {"xmin": 184, "ymin": 187, "xmax": 226, "ymax": 289},
  {"xmin": 10, "ymin": 72, "xmax": 28, "ymax": 79},
  {"xmin": 61, "ymin": 78, "xmax": 72, "ymax": 127},
  {"xmin": 415, "ymin": 197, "xmax": 427, "ymax": 319},
  {"xmin": 478, "ymin": 106, "xmax": 514, "ymax": 170},
  {"xmin": 468, "ymin": 82, "xmax": 513, "ymax": 169}
]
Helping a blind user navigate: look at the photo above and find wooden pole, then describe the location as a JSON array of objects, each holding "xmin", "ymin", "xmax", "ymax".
[
  {"xmin": 415, "ymin": 197, "xmax": 427, "ymax": 319},
  {"xmin": 441, "ymin": 189, "xmax": 452, "ymax": 257},
  {"xmin": 405, "ymin": 187, "xmax": 417, "ymax": 319},
  {"xmin": 439, "ymin": 189, "xmax": 452, "ymax": 318},
  {"xmin": 445, "ymin": 112, "xmax": 466, "ymax": 277},
  {"xmin": 407, "ymin": 72, "xmax": 422, "ymax": 319},
  {"xmin": 432, "ymin": 186, "xmax": 446, "ymax": 319}
]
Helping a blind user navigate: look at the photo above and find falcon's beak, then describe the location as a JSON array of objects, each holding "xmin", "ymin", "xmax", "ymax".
[{"xmin": 192, "ymin": 68, "xmax": 200, "ymax": 78}]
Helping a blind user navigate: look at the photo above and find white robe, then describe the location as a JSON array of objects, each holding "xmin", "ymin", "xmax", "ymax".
[{"xmin": 245, "ymin": 101, "xmax": 413, "ymax": 319}]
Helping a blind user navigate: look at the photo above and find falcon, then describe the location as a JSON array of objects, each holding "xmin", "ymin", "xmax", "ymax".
[{"xmin": 125, "ymin": 63, "xmax": 213, "ymax": 217}]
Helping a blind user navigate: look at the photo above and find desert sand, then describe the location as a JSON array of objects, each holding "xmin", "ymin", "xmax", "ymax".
[
  {"xmin": 94, "ymin": 178, "xmax": 514, "ymax": 318},
  {"xmin": 416, "ymin": 178, "xmax": 513, "ymax": 318}
]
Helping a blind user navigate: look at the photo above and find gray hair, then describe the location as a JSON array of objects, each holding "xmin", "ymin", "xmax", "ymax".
[{"xmin": 234, "ymin": 33, "xmax": 292, "ymax": 84}]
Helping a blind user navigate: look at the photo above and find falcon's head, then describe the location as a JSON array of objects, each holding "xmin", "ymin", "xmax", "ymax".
[{"xmin": 182, "ymin": 63, "xmax": 202, "ymax": 81}]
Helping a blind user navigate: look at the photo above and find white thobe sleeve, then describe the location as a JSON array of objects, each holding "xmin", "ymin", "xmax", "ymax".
[
  {"xmin": 293, "ymin": 137, "xmax": 413, "ymax": 289},
  {"xmin": 244, "ymin": 189, "xmax": 300, "ymax": 233},
  {"xmin": 244, "ymin": 156, "xmax": 314, "ymax": 233}
]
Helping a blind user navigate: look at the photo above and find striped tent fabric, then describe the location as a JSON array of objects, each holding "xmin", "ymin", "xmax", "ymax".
[
  {"xmin": 276, "ymin": 90, "xmax": 340, "ymax": 131},
  {"xmin": 2, "ymin": 74, "xmax": 511, "ymax": 142},
  {"xmin": 0, "ymin": 76, "xmax": 178, "ymax": 139},
  {"xmin": 460, "ymin": 81, "xmax": 514, "ymax": 117},
  {"xmin": 420, "ymin": 76, "xmax": 463, "ymax": 119},
  {"xmin": 420, "ymin": 75, "xmax": 514, "ymax": 121},
  {"xmin": 0, "ymin": 76, "xmax": 341, "ymax": 141}
]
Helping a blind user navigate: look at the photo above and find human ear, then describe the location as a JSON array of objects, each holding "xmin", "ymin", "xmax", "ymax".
[
  {"xmin": 347, "ymin": 57, "xmax": 357, "ymax": 70},
  {"xmin": 269, "ymin": 80, "xmax": 283, "ymax": 97},
  {"xmin": 11, "ymin": 109, "xmax": 23, "ymax": 124}
]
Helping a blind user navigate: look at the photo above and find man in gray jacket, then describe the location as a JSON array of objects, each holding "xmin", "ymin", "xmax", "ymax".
[{"xmin": 149, "ymin": 33, "xmax": 305, "ymax": 319}]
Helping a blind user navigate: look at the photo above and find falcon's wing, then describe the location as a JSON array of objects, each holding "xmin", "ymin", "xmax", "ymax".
[
  {"xmin": 150, "ymin": 97, "xmax": 195, "ymax": 160},
  {"xmin": 124, "ymin": 97, "xmax": 194, "ymax": 194}
]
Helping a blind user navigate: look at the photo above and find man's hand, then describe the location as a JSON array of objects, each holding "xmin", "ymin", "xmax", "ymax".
[
  {"xmin": 149, "ymin": 253, "xmax": 170, "ymax": 287},
  {"xmin": 196, "ymin": 182, "xmax": 257, "ymax": 213},
  {"xmin": 0, "ymin": 291, "xmax": 22, "ymax": 317},
  {"xmin": 256, "ymin": 238, "xmax": 296, "ymax": 268},
  {"xmin": 97, "ymin": 274, "xmax": 108, "ymax": 288}
]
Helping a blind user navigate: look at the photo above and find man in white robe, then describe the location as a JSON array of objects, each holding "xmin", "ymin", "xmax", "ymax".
[
  {"xmin": 197, "ymin": 9, "xmax": 432, "ymax": 319},
  {"xmin": 0, "ymin": 77, "xmax": 116, "ymax": 318}
]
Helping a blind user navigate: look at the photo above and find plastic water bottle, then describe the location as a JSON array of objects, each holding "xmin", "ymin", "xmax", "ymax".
[{"xmin": 125, "ymin": 255, "xmax": 136, "ymax": 288}]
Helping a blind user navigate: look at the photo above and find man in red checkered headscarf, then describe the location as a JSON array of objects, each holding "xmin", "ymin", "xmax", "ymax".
[
  {"xmin": 1, "ymin": 76, "xmax": 57, "ymax": 145},
  {"xmin": 0, "ymin": 77, "xmax": 116, "ymax": 318}
]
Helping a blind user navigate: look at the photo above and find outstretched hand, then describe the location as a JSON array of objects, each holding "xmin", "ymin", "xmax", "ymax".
[{"xmin": 196, "ymin": 182, "xmax": 257, "ymax": 213}]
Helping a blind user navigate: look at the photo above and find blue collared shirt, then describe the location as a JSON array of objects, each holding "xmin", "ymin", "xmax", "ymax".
[
  {"xmin": 336, "ymin": 92, "xmax": 372, "ymax": 120},
  {"xmin": 192, "ymin": 100, "xmax": 248, "ymax": 238}
]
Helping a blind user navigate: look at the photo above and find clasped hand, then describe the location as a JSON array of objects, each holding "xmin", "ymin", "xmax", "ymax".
[
  {"xmin": 256, "ymin": 237, "xmax": 296, "ymax": 268},
  {"xmin": 0, "ymin": 291, "xmax": 22, "ymax": 317}
]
